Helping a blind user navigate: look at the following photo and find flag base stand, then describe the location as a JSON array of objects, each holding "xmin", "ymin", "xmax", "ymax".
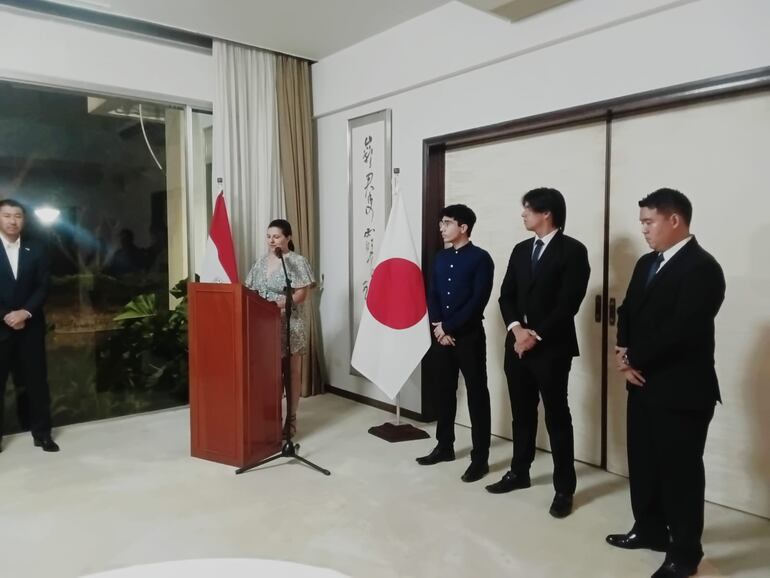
[
  {"xmin": 368, "ymin": 394, "xmax": 430, "ymax": 443},
  {"xmin": 368, "ymin": 422, "xmax": 429, "ymax": 443}
]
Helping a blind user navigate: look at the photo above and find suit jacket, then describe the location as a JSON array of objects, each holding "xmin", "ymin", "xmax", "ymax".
[
  {"xmin": 0, "ymin": 236, "xmax": 50, "ymax": 341},
  {"xmin": 617, "ymin": 237, "xmax": 725, "ymax": 409},
  {"xmin": 499, "ymin": 231, "xmax": 590, "ymax": 358}
]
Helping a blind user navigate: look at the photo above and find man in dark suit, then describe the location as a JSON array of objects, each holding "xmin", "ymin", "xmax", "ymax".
[
  {"xmin": 0, "ymin": 198, "xmax": 59, "ymax": 453},
  {"xmin": 486, "ymin": 187, "xmax": 590, "ymax": 519},
  {"xmin": 417, "ymin": 204, "xmax": 494, "ymax": 484},
  {"xmin": 607, "ymin": 189, "xmax": 724, "ymax": 578}
]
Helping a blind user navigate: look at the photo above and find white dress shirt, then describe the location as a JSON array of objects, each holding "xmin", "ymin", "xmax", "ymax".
[
  {"xmin": 531, "ymin": 228, "xmax": 559, "ymax": 261},
  {"xmin": 1, "ymin": 232, "xmax": 20, "ymax": 279},
  {"xmin": 657, "ymin": 235, "xmax": 693, "ymax": 273}
]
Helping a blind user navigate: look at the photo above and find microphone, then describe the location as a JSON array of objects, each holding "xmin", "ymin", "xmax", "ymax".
[{"xmin": 274, "ymin": 247, "xmax": 283, "ymax": 258}]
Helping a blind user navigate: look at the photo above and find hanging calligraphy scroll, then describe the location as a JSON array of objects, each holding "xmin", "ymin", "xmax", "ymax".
[{"xmin": 348, "ymin": 109, "xmax": 392, "ymax": 374}]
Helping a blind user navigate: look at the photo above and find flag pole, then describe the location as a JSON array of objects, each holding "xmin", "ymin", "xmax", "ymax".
[
  {"xmin": 393, "ymin": 168, "xmax": 401, "ymax": 428},
  {"xmin": 393, "ymin": 169, "xmax": 402, "ymax": 428}
]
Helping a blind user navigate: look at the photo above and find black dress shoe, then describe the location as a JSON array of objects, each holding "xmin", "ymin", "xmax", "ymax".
[
  {"xmin": 461, "ymin": 462, "xmax": 489, "ymax": 482},
  {"xmin": 606, "ymin": 531, "xmax": 668, "ymax": 552},
  {"xmin": 549, "ymin": 492, "xmax": 573, "ymax": 518},
  {"xmin": 416, "ymin": 445, "xmax": 454, "ymax": 465},
  {"xmin": 651, "ymin": 560, "xmax": 698, "ymax": 578},
  {"xmin": 34, "ymin": 437, "xmax": 60, "ymax": 452},
  {"xmin": 485, "ymin": 470, "xmax": 531, "ymax": 494}
]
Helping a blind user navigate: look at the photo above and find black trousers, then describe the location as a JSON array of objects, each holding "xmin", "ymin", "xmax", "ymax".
[
  {"xmin": 504, "ymin": 343, "xmax": 576, "ymax": 495},
  {"xmin": 0, "ymin": 324, "xmax": 52, "ymax": 440},
  {"xmin": 432, "ymin": 324, "xmax": 491, "ymax": 464},
  {"xmin": 627, "ymin": 391, "xmax": 714, "ymax": 567}
]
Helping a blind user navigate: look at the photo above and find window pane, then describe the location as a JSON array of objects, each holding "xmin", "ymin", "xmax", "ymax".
[{"xmin": 0, "ymin": 82, "xmax": 197, "ymax": 433}]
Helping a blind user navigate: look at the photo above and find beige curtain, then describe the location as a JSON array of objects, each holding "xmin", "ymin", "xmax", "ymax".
[
  {"xmin": 212, "ymin": 41, "xmax": 284, "ymax": 276},
  {"xmin": 276, "ymin": 55, "xmax": 324, "ymax": 396}
]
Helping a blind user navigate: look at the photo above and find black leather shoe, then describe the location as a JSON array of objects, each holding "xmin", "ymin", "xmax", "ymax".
[
  {"xmin": 416, "ymin": 445, "xmax": 454, "ymax": 465},
  {"xmin": 34, "ymin": 437, "xmax": 60, "ymax": 452},
  {"xmin": 606, "ymin": 531, "xmax": 668, "ymax": 552},
  {"xmin": 461, "ymin": 462, "xmax": 489, "ymax": 482},
  {"xmin": 549, "ymin": 492, "xmax": 573, "ymax": 518},
  {"xmin": 485, "ymin": 470, "xmax": 531, "ymax": 494},
  {"xmin": 651, "ymin": 560, "xmax": 698, "ymax": 578}
]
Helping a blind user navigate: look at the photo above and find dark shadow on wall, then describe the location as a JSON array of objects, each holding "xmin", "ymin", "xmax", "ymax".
[
  {"xmin": 605, "ymin": 235, "xmax": 639, "ymax": 471},
  {"xmin": 747, "ymin": 322, "xmax": 770, "ymax": 513}
]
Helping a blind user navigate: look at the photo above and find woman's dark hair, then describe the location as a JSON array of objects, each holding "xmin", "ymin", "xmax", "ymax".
[{"xmin": 269, "ymin": 218, "xmax": 295, "ymax": 251}]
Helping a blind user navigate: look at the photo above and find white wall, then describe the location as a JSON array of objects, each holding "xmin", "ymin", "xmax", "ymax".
[
  {"xmin": 0, "ymin": 6, "xmax": 213, "ymax": 107},
  {"xmin": 313, "ymin": 0, "xmax": 770, "ymax": 413}
]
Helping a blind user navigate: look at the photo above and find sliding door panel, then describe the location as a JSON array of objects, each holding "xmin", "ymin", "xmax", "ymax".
[
  {"xmin": 608, "ymin": 92, "xmax": 770, "ymax": 517},
  {"xmin": 445, "ymin": 123, "xmax": 606, "ymax": 465}
]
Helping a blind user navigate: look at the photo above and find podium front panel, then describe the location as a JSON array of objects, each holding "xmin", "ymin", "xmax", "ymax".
[
  {"xmin": 189, "ymin": 283, "xmax": 282, "ymax": 467},
  {"xmin": 244, "ymin": 294, "xmax": 282, "ymax": 462},
  {"xmin": 189, "ymin": 285, "xmax": 241, "ymax": 465}
]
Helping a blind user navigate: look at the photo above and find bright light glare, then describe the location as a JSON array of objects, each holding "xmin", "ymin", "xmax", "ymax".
[{"xmin": 35, "ymin": 206, "xmax": 61, "ymax": 225}]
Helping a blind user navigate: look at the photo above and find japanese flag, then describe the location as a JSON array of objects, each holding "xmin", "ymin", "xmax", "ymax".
[{"xmin": 351, "ymin": 193, "xmax": 430, "ymax": 399}]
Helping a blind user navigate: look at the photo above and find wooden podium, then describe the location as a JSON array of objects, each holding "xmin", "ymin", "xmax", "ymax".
[{"xmin": 188, "ymin": 282, "xmax": 282, "ymax": 467}]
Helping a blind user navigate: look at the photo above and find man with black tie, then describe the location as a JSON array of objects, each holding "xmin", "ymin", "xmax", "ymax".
[
  {"xmin": 607, "ymin": 189, "xmax": 725, "ymax": 578},
  {"xmin": 0, "ymin": 199, "xmax": 59, "ymax": 453},
  {"xmin": 486, "ymin": 187, "xmax": 589, "ymax": 519},
  {"xmin": 416, "ymin": 204, "xmax": 494, "ymax": 484}
]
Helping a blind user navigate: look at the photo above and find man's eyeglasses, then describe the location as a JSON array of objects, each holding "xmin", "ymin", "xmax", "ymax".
[{"xmin": 438, "ymin": 219, "xmax": 457, "ymax": 229}]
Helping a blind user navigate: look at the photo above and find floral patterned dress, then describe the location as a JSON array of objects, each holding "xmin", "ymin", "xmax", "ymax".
[{"xmin": 245, "ymin": 251, "xmax": 315, "ymax": 355}]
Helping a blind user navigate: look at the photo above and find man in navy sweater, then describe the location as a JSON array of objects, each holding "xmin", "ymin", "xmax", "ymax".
[{"xmin": 416, "ymin": 204, "xmax": 494, "ymax": 483}]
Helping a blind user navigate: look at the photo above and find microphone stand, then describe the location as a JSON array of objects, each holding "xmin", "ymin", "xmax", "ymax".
[{"xmin": 236, "ymin": 248, "xmax": 330, "ymax": 476}]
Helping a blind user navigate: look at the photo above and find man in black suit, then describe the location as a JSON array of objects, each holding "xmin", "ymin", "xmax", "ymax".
[
  {"xmin": 607, "ymin": 189, "xmax": 724, "ymax": 578},
  {"xmin": 486, "ymin": 188, "xmax": 590, "ymax": 519},
  {"xmin": 0, "ymin": 199, "xmax": 59, "ymax": 453}
]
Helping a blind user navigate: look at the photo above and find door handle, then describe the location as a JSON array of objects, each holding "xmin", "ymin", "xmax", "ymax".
[
  {"xmin": 594, "ymin": 295, "xmax": 602, "ymax": 322},
  {"xmin": 609, "ymin": 298, "xmax": 617, "ymax": 326}
]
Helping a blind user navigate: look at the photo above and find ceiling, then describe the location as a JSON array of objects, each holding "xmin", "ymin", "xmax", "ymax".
[{"xmin": 42, "ymin": 0, "xmax": 572, "ymax": 60}]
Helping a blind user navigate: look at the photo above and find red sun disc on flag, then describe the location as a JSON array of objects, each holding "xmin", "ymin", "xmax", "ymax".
[{"xmin": 366, "ymin": 258, "xmax": 427, "ymax": 329}]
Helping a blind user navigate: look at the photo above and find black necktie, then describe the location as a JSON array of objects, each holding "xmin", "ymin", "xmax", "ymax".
[
  {"xmin": 645, "ymin": 253, "xmax": 664, "ymax": 288},
  {"xmin": 531, "ymin": 239, "xmax": 544, "ymax": 273}
]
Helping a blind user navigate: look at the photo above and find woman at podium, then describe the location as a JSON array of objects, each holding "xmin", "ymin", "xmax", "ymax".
[{"xmin": 245, "ymin": 219, "xmax": 315, "ymax": 438}]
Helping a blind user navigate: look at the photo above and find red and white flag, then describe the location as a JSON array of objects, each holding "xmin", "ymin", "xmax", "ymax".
[
  {"xmin": 200, "ymin": 191, "xmax": 239, "ymax": 283},
  {"xmin": 351, "ymin": 193, "xmax": 430, "ymax": 399}
]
